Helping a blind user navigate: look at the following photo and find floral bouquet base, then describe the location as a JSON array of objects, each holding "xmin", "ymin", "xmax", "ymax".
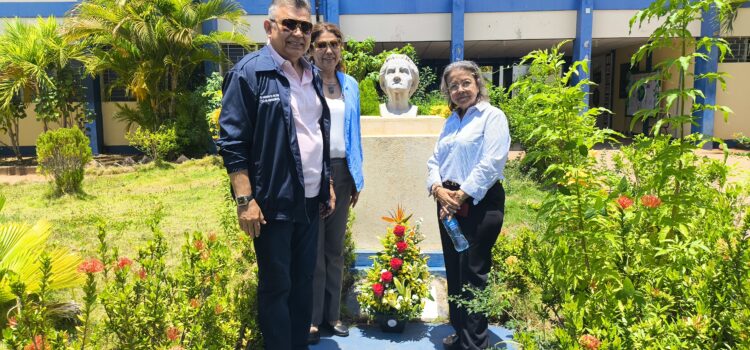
[
  {"xmin": 375, "ymin": 313, "xmax": 408, "ymax": 333},
  {"xmin": 357, "ymin": 205, "xmax": 433, "ymax": 330}
]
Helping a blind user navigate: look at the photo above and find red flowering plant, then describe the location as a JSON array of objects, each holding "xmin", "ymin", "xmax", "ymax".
[{"xmin": 357, "ymin": 205, "xmax": 433, "ymax": 320}]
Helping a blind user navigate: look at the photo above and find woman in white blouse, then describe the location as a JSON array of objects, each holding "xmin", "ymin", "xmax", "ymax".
[
  {"xmin": 426, "ymin": 61, "xmax": 510, "ymax": 350},
  {"xmin": 307, "ymin": 22, "xmax": 364, "ymax": 345}
]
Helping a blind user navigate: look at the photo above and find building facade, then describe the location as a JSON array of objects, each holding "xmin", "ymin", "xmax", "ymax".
[{"xmin": 1, "ymin": 0, "xmax": 750, "ymax": 154}]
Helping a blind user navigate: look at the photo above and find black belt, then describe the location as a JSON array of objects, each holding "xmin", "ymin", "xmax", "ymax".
[{"xmin": 442, "ymin": 180, "xmax": 460, "ymax": 190}]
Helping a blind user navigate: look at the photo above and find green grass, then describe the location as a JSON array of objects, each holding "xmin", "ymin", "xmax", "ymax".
[
  {"xmin": 0, "ymin": 156, "xmax": 547, "ymax": 260},
  {"xmin": 502, "ymin": 159, "xmax": 546, "ymax": 234},
  {"xmin": 0, "ymin": 157, "xmax": 229, "ymax": 260}
]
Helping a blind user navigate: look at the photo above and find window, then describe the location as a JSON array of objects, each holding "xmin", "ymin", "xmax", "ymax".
[
  {"xmin": 725, "ymin": 37, "xmax": 750, "ymax": 63},
  {"xmin": 101, "ymin": 70, "xmax": 135, "ymax": 102},
  {"xmin": 222, "ymin": 44, "xmax": 251, "ymax": 67}
]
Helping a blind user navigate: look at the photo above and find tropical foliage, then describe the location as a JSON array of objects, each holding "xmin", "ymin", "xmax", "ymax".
[
  {"xmin": 65, "ymin": 0, "xmax": 250, "ymax": 133},
  {"xmin": 0, "ymin": 17, "xmax": 90, "ymax": 160},
  {"xmin": 459, "ymin": 1, "xmax": 750, "ymax": 348},
  {"xmin": 357, "ymin": 206, "xmax": 432, "ymax": 320}
]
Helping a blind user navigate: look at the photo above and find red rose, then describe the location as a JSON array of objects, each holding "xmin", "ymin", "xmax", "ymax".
[
  {"xmin": 116, "ymin": 257, "xmax": 133, "ymax": 270},
  {"xmin": 641, "ymin": 194, "xmax": 662, "ymax": 208},
  {"xmin": 396, "ymin": 241, "xmax": 408, "ymax": 253},
  {"xmin": 189, "ymin": 298, "xmax": 200, "ymax": 308},
  {"xmin": 214, "ymin": 304, "xmax": 224, "ymax": 315},
  {"xmin": 393, "ymin": 225, "xmax": 406, "ymax": 237},
  {"xmin": 372, "ymin": 283, "xmax": 384, "ymax": 297},
  {"xmin": 166, "ymin": 326, "xmax": 181, "ymax": 341},
  {"xmin": 616, "ymin": 195, "xmax": 633, "ymax": 210},
  {"xmin": 78, "ymin": 258, "xmax": 104, "ymax": 274},
  {"xmin": 390, "ymin": 257, "xmax": 403, "ymax": 271},
  {"xmin": 381, "ymin": 271, "xmax": 393, "ymax": 283},
  {"xmin": 578, "ymin": 334, "xmax": 601, "ymax": 350}
]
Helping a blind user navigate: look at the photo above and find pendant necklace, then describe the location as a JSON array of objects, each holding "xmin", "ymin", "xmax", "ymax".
[{"xmin": 324, "ymin": 82, "xmax": 337, "ymax": 95}]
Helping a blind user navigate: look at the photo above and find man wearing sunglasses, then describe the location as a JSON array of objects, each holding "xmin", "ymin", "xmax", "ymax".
[{"xmin": 217, "ymin": 0, "xmax": 334, "ymax": 349}]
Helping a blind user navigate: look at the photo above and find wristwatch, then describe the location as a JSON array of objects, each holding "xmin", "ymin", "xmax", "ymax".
[{"xmin": 235, "ymin": 194, "xmax": 254, "ymax": 207}]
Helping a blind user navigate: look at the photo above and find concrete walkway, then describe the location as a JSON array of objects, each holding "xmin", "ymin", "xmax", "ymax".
[{"xmin": 310, "ymin": 323, "xmax": 517, "ymax": 350}]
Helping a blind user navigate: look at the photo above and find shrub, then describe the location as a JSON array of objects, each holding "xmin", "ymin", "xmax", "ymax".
[
  {"xmin": 126, "ymin": 125, "xmax": 179, "ymax": 164},
  {"xmin": 359, "ymin": 77, "xmax": 380, "ymax": 116},
  {"xmin": 464, "ymin": 12, "xmax": 750, "ymax": 345},
  {"xmin": 341, "ymin": 211, "xmax": 358, "ymax": 304},
  {"xmin": 36, "ymin": 127, "xmax": 93, "ymax": 195},
  {"xmin": 356, "ymin": 206, "xmax": 432, "ymax": 320}
]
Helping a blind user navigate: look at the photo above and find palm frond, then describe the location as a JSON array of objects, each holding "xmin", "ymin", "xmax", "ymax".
[{"xmin": 0, "ymin": 221, "xmax": 84, "ymax": 303}]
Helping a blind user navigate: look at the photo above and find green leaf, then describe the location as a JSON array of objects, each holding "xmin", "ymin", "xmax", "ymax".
[{"xmin": 578, "ymin": 145, "xmax": 588, "ymax": 157}]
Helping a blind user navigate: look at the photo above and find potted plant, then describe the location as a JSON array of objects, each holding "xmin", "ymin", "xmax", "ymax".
[{"xmin": 357, "ymin": 205, "xmax": 433, "ymax": 332}]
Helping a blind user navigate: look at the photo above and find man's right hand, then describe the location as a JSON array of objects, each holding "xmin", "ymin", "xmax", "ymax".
[{"xmin": 238, "ymin": 200, "xmax": 266, "ymax": 238}]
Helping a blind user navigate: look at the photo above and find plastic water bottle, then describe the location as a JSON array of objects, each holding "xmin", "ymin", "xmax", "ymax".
[{"xmin": 441, "ymin": 216, "xmax": 469, "ymax": 252}]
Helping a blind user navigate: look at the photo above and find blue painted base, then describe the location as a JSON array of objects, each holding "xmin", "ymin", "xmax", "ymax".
[{"xmin": 310, "ymin": 322, "xmax": 516, "ymax": 350}]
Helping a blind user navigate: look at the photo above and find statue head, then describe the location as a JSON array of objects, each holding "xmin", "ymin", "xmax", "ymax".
[{"xmin": 379, "ymin": 54, "xmax": 420, "ymax": 99}]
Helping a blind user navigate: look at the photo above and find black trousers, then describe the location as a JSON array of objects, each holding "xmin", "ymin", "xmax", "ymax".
[
  {"xmin": 252, "ymin": 197, "xmax": 320, "ymax": 350},
  {"xmin": 438, "ymin": 182, "xmax": 505, "ymax": 350},
  {"xmin": 312, "ymin": 158, "xmax": 354, "ymax": 326}
]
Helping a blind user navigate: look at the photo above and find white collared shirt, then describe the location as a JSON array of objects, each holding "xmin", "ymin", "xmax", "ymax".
[{"xmin": 426, "ymin": 101, "xmax": 511, "ymax": 204}]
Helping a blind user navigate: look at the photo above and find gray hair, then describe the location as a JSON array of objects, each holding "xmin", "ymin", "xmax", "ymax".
[
  {"xmin": 268, "ymin": 0, "xmax": 311, "ymax": 18},
  {"xmin": 379, "ymin": 54, "xmax": 420, "ymax": 97},
  {"xmin": 439, "ymin": 60, "xmax": 490, "ymax": 111}
]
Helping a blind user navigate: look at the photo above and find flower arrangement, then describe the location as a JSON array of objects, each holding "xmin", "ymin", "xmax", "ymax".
[{"xmin": 357, "ymin": 205, "xmax": 433, "ymax": 322}]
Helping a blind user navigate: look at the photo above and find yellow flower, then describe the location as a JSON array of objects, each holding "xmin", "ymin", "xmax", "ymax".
[
  {"xmin": 429, "ymin": 104, "xmax": 451, "ymax": 118},
  {"xmin": 505, "ymin": 255, "xmax": 519, "ymax": 266}
]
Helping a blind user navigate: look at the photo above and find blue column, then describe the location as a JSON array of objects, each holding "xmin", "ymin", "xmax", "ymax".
[
  {"xmin": 325, "ymin": 0, "xmax": 339, "ymax": 25},
  {"xmin": 202, "ymin": 19, "xmax": 220, "ymax": 75},
  {"xmin": 83, "ymin": 75, "xmax": 103, "ymax": 155},
  {"xmin": 451, "ymin": 0, "xmax": 465, "ymax": 62},
  {"xmin": 572, "ymin": 0, "xmax": 593, "ymax": 106},
  {"xmin": 692, "ymin": 5, "xmax": 719, "ymax": 140}
]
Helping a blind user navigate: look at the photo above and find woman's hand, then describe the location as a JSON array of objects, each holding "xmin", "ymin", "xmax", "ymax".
[
  {"xmin": 435, "ymin": 187, "xmax": 460, "ymax": 213},
  {"xmin": 453, "ymin": 189, "xmax": 470, "ymax": 205},
  {"xmin": 439, "ymin": 205, "xmax": 452, "ymax": 220}
]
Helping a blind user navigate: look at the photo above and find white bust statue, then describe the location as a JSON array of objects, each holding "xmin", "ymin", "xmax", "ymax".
[{"xmin": 378, "ymin": 54, "xmax": 419, "ymax": 117}]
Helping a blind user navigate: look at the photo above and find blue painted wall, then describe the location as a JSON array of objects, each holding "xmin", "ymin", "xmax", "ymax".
[
  {"xmin": 0, "ymin": 0, "xmax": 706, "ymax": 18},
  {"xmin": 692, "ymin": 5, "xmax": 720, "ymax": 139},
  {"xmin": 573, "ymin": 0, "xmax": 594, "ymax": 107},
  {"xmin": 0, "ymin": 1, "xmax": 79, "ymax": 17}
]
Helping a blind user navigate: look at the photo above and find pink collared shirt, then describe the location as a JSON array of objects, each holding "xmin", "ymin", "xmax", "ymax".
[{"xmin": 268, "ymin": 45, "xmax": 324, "ymax": 198}]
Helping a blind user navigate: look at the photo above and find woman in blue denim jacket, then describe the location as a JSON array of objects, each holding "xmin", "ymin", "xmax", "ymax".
[{"xmin": 307, "ymin": 22, "xmax": 364, "ymax": 345}]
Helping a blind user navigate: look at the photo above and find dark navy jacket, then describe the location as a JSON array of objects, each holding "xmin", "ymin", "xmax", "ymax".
[{"xmin": 216, "ymin": 46, "xmax": 331, "ymax": 223}]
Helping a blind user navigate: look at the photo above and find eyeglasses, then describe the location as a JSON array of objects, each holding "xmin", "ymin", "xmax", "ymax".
[
  {"xmin": 448, "ymin": 80, "xmax": 474, "ymax": 92},
  {"xmin": 313, "ymin": 40, "xmax": 341, "ymax": 51},
  {"xmin": 270, "ymin": 18, "xmax": 313, "ymax": 35}
]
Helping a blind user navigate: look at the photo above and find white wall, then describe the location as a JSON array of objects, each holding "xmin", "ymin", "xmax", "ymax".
[
  {"xmin": 340, "ymin": 14, "xmax": 451, "ymax": 42},
  {"xmin": 725, "ymin": 8, "xmax": 750, "ymax": 37},
  {"xmin": 465, "ymin": 11, "xmax": 577, "ymax": 40},
  {"xmin": 218, "ymin": 15, "xmax": 268, "ymax": 43},
  {"xmin": 594, "ymin": 10, "xmax": 701, "ymax": 39}
]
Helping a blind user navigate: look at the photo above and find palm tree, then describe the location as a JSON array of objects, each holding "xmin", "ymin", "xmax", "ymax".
[
  {"xmin": 0, "ymin": 17, "xmax": 89, "ymax": 134},
  {"xmin": 65, "ymin": 0, "xmax": 250, "ymax": 131}
]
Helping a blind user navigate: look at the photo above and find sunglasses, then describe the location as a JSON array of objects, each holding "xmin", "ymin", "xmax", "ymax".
[
  {"xmin": 313, "ymin": 40, "xmax": 341, "ymax": 51},
  {"xmin": 270, "ymin": 18, "xmax": 313, "ymax": 35}
]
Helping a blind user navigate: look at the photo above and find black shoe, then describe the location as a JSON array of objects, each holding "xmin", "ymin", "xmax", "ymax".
[
  {"xmin": 443, "ymin": 333, "xmax": 459, "ymax": 349},
  {"xmin": 308, "ymin": 329, "xmax": 320, "ymax": 345},
  {"xmin": 327, "ymin": 321, "xmax": 349, "ymax": 337}
]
